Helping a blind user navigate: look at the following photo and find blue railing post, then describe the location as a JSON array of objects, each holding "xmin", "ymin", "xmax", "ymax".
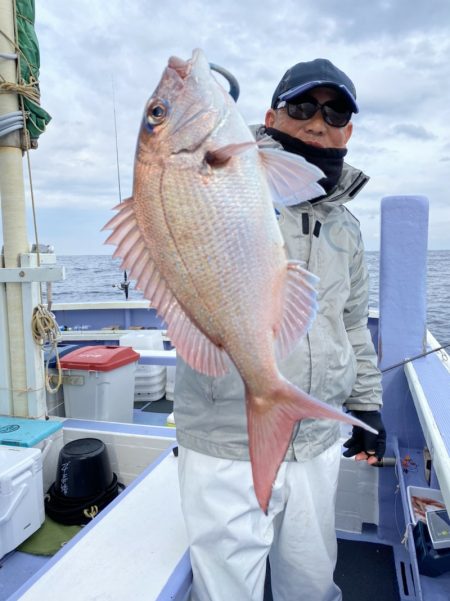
[
  {"xmin": 378, "ymin": 195, "xmax": 429, "ymax": 445},
  {"xmin": 376, "ymin": 195, "xmax": 429, "ymax": 543}
]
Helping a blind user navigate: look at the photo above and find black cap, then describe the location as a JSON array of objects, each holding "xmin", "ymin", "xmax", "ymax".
[{"xmin": 271, "ymin": 58, "xmax": 358, "ymax": 113}]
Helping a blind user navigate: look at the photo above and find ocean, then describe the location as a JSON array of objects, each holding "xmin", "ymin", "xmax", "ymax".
[{"xmin": 48, "ymin": 251, "xmax": 450, "ymax": 346}]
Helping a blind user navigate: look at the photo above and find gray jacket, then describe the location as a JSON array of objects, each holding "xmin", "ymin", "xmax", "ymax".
[{"xmin": 174, "ymin": 128, "xmax": 382, "ymax": 462}]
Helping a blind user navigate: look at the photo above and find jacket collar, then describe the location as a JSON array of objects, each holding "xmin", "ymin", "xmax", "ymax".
[{"xmin": 252, "ymin": 124, "xmax": 369, "ymax": 206}]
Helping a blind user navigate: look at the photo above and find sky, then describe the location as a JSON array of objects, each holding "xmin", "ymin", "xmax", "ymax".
[{"xmin": 2, "ymin": 0, "xmax": 450, "ymax": 254}]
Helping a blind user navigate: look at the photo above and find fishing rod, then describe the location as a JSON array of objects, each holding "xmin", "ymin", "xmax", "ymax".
[
  {"xmin": 381, "ymin": 342, "xmax": 450, "ymax": 373},
  {"xmin": 111, "ymin": 78, "xmax": 129, "ymax": 300},
  {"xmin": 364, "ymin": 342, "xmax": 450, "ymax": 469}
]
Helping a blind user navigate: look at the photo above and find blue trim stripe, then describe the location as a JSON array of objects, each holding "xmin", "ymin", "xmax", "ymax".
[
  {"xmin": 62, "ymin": 418, "xmax": 176, "ymax": 438},
  {"xmin": 155, "ymin": 550, "xmax": 192, "ymax": 601}
]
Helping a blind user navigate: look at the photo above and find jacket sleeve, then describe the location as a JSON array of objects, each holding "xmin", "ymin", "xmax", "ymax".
[{"xmin": 343, "ymin": 232, "xmax": 383, "ymax": 411}]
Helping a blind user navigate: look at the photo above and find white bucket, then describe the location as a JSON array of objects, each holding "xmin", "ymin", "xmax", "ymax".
[
  {"xmin": 120, "ymin": 331, "xmax": 167, "ymax": 401},
  {"xmin": 120, "ymin": 331, "xmax": 164, "ymax": 351}
]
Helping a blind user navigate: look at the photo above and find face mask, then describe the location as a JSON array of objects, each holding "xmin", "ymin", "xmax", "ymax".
[{"xmin": 265, "ymin": 128, "xmax": 347, "ymax": 196}]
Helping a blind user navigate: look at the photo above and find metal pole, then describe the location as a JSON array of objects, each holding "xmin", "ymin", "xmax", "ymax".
[{"xmin": 0, "ymin": 0, "xmax": 31, "ymax": 416}]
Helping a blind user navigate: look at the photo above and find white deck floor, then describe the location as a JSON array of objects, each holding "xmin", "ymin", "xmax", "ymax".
[{"xmin": 12, "ymin": 452, "xmax": 189, "ymax": 601}]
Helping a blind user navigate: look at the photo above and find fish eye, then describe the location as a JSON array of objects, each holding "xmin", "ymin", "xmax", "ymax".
[{"xmin": 146, "ymin": 100, "xmax": 168, "ymax": 126}]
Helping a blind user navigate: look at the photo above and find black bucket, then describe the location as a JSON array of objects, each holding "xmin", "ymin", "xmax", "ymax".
[
  {"xmin": 55, "ymin": 438, "xmax": 114, "ymax": 499},
  {"xmin": 46, "ymin": 437, "xmax": 122, "ymax": 525}
]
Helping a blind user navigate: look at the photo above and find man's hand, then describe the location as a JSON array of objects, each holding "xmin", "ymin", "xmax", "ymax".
[{"xmin": 343, "ymin": 410, "xmax": 386, "ymax": 465}]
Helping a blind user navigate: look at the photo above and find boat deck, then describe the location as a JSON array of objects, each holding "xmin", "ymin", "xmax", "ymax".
[
  {"xmin": 3, "ymin": 449, "xmax": 189, "ymax": 601},
  {"xmin": 264, "ymin": 538, "xmax": 401, "ymax": 601},
  {"xmin": 0, "ymin": 404, "xmax": 177, "ymax": 601},
  {"xmin": 0, "ymin": 404, "xmax": 403, "ymax": 601},
  {"xmin": 4, "ymin": 390, "xmax": 450, "ymax": 601}
]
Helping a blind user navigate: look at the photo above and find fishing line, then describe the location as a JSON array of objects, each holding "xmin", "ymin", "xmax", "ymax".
[
  {"xmin": 112, "ymin": 77, "xmax": 122, "ymax": 207},
  {"xmin": 380, "ymin": 343, "xmax": 450, "ymax": 373},
  {"xmin": 111, "ymin": 77, "xmax": 129, "ymax": 300}
]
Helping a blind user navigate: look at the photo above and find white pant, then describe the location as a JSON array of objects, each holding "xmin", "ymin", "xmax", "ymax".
[{"xmin": 178, "ymin": 443, "xmax": 342, "ymax": 601}]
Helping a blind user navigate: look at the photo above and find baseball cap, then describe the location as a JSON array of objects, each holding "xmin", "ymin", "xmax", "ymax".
[{"xmin": 271, "ymin": 58, "xmax": 358, "ymax": 113}]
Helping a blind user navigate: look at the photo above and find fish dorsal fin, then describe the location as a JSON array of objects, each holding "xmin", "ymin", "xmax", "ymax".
[
  {"xmin": 275, "ymin": 261, "xmax": 319, "ymax": 361},
  {"xmin": 258, "ymin": 147, "xmax": 325, "ymax": 206},
  {"xmin": 103, "ymin": 199, "xmax": 230, "ymax": 377}
]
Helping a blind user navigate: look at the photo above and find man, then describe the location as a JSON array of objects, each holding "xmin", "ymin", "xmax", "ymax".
[{"xmin": 174, "ymin": 58, "xmax": 386, "ymax": 601}]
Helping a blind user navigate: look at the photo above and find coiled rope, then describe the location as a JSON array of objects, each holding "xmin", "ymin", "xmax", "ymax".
[
  {"xmin": 0, "ymin": 75, "xmax": 41, "ymax": 104},
  {"xmin": 31, "ymin": 304, "xmax": 62, "ymax": 394}
]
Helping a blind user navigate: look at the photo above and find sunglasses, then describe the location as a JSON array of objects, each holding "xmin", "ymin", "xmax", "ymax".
[{"xmin": 276, "ymin": 96, "xmax": 352, "ymax": 128}]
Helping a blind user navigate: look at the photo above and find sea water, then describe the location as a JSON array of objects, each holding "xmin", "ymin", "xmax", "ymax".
[{"xmin": 47, "ymin": 251, "xmax": 450, "ymax": 346}]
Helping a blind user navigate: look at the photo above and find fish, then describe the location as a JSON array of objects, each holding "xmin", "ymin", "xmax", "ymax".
[{"xmin": 103, "ymin": 48, "xmax": 376, "ymax": 513}]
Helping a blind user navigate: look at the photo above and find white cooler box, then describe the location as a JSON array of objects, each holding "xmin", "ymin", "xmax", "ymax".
[
  {"xmin": 0, "ymin": 416, "xmax": 63, "ymax": 493},
  {"xmin": 0, "ymin": 446, "xmax": 44, "ymax": 559},
  {"xmin": 60, "ymin": 345, "xmax": 140, "ymax": 423}
]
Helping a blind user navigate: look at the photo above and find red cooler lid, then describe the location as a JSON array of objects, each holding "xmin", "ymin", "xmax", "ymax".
[{"xmin": 60, "ymin": 345, "xmax": 140, "ymax": 372}]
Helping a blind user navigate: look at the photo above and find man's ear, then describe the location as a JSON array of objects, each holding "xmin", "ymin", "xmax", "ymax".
[
  {"xmin": 343, "ymin": 121, "xmax": 353, "ymax": 145},
  {"xmin": 265, "ymin": 109, "xmax": 276, "ymax": 128}
]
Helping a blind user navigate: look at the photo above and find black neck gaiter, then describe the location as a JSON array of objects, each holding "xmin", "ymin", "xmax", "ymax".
[{"xmin": 265, "ymin": 127, "xmax": 347, "ymax": 195}]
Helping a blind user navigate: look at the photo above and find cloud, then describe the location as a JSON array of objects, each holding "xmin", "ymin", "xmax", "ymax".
[
  {"xmin": 308, "ymin": 0, "xmax": 450, "ymax": 42},
  {"xmin": 1, "ymin": 0, "xmax": 449, "ymax": 254},
  {"xmin": 390, "ymin": 124, "xmax": 437, "ymax": 140}
]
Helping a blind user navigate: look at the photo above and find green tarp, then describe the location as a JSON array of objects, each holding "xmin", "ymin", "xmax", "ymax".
[
  {"xmin": 17, "ymin": 516, "xmax": 82, "ymax": 556},
  {"xmin": 16, "ymin": 0, "xmax": 51, "ymax": 142}
]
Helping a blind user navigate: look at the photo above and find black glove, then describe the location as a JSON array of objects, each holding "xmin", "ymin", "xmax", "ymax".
[{"xmin": 342, "ymin": 410, "xmax": 386, "ymax": 461}]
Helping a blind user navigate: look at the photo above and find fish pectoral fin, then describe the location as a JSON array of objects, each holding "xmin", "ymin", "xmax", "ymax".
[
  {"xmin": 275, "ymin": 261, "xmax": 319, "ymax": 361},
  {"xmin": 205, "ymin": 141, "xmax": 257, "ymax": 166},
  {"xmin": 258, "ymin": 147, "xmax": 325, "ymax": 206},
  {"xmin": 247, "ymin": 381, "xmax": 377, "ymax": 513}
]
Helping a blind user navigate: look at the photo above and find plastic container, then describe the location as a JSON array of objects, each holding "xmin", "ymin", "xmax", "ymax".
[
  {"xmin": 120, "ymin": 331, "xmax": 166, "ymax": 402},
  {"xmin": 119, "ymin": 330, "xmax": 165, "ymax": 351},
  {"xmin": 407, "ymin": 486, "xmax": 445, "ymax": 525},
  {"xmin": 0, "ymin": 446, "xmax": 44, "ymax": 559},
  {"xmin": 426, "ymin": 509, "xmax": 450, "ymax": 550},
  {"xmin": 0, "ymin": 416, "xmax": 63, "ymax": 493},
  {"xmin": 134, "ymin": 371, "xmax": 167, "ymax": 401},
  {"xmin": 413, "ymin": 519, "xmax": 450, "ymax": 576},
  {"xmin": 55, "ymin": 438, "xmax": 114, "ymax": 498},
  {"xmin": 47, "ymin": 344, "xmax": 82, "ymax": 369},
  {"xmin": 60, "ymin": 346, "xmax": 139, "ymax": 423}
]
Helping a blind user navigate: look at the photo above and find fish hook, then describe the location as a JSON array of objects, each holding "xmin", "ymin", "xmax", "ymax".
[{"xmin": 209, "ymin": 62, "xmax": 240, "ymax": 102}]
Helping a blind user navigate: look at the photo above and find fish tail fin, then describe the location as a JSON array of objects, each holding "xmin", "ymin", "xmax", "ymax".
[{"xmin": 247, "ymin": 380, "xmax": 377, "ymax": 513}]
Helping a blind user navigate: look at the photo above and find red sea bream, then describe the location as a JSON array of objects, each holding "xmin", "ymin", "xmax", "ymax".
[{"xmin": 103, "ymin": 49, "xmax": 375, "ymax": 512}]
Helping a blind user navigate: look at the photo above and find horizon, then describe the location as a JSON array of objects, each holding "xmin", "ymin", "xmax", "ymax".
[{"xmin": 52, "ymin": 249, "xmax": 450, "ymax": 256}]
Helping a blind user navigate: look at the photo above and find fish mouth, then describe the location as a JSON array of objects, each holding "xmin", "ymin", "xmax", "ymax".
[
  {"xmin": 168, "ymin": 55, "xmax": 191, "ymax": 79},
  {"xmin": 167, "ymin": 49, "xmax": 203, "ymax": 80}
]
